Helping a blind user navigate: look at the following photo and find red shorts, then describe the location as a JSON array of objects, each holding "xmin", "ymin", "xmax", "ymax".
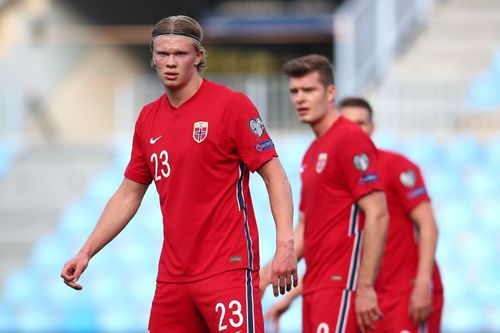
[
  {"xmin": 374, "ymin": 287, "xmax": 444, "ymax": 333},
  {"xmin": 303, "ymin": 288, "xmax": 357, "ymax": 333},
  {"xmin": 149, "ymin": 269, "xmax": 263, "ymax": 333}
]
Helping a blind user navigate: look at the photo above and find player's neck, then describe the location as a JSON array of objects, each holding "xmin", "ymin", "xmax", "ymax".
[
  {"xmin": 311, "ymin": 110, "xmax": 339, "ymax": 138},
  {"xmin": 166, "ymin": 76, "xmax": 203, "ymax": 108}
]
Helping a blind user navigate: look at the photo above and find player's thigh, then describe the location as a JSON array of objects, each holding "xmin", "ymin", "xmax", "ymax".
[
  {"xmin": 193, "ymin": 269, "xmax": 264, "ymax": 333},
  {"xmin": 148, "ymin": 281, "xmax": 209, "ymax": 333},
  {"xmin": 303, "ymin": 288, "xmax": 357, "ymax": 333}
]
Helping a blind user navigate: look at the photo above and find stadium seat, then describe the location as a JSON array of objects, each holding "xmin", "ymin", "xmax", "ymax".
[
  {"xmin": 443, "ymin": 135, "xmax": 483, "ymax": 168},
  {"xmin": 372, "ymin": 130, "xmax": 403, "ymax": 152},
  {"xmin": 0, "ymin": 305, "xmax": 14, "ymax": 332},
  {"xmin": 462, "ymin": 165, "xmax": 499, "ymax": 197},
  {"xmin": 60, "ymin": 301, "xmax": 100, "ymax": 333},
  {"xmin": 401, "ymin": 135, "xmax": 443, "ymax": 168},
  {"xmin": 484, "ymin": 135, "xmax": 500, "ymax": 167},
  {"xmin": 30, "ymin": 234, "xmax": 71, "ymax": 273},
  {"xmin": 98, "ymin": 302, "xmax": 145, "ymax": 332},
  {"xmin": 1, "ymin": 268, "xmax": 42, "ymax": 305},
  {"xmin": 11, "ymin": 301, "xmax": 59, "ymax": 332},
  {"xmin": 468, "ymin": 72, "xmax": 500, "ymax": 109},
  {"xmin": 441, "ymin": 302, "xmax": 486, "ymax": 333},
  {"xmin": 57, "ymin": 200, "xmax": 101, "ymax": 245}
]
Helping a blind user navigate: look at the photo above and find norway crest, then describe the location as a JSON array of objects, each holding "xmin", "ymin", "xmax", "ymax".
[{"xmin": 193, "ymin": 121, "xmax": 208, "ymax": 143}]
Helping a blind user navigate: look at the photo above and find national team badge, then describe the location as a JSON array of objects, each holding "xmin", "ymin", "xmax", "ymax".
[
  {"xmin": 249, "ymin": 117, "xmax": 265, "ymax": 138},
  {"xmin": 400, "ymin": 169, "xmax": 416, "ymax": 188},
  {"xmin": 353, "ymin": 153, "xmax": 370, "ymax": 171},
  {"xmin": 316, "ymin": 153, "xmax": 328, "ymax": 173},
  {"xmin": 193, "ymin": 121, "xmax": 208, "ymax": 143}
]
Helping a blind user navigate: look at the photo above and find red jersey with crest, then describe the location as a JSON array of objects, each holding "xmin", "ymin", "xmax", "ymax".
[
  {"xmin": 299, "ymin": 116, "xmax": 383, "ymax": 294},
  {"xmin": 125, "ymin": 79, "xmax": 277, "ymax": 283},
  {"xmin": 375, "ymin": 150, "xmax": 443, "ymax": 292}
]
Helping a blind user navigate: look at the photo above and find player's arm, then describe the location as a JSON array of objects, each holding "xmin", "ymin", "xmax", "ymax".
[
  {"xmin": 260, "ymin": 211, "xmax": 304, "ymax": 295},
  {"xmin": 60, "ymin": 177, "xmax": 148, "ymax": 290},
  {"xmin": 257, "ymin": 157, "xmax": 298, "ymax": 296},
  {"xmin": 355, "ymin": 190, "xmax": 389, "ymax": 333},
  {"xmin": 265, "ymin": 278, "xmax": 304, "ymax": 332},
  {"xmin": 408, "ymin": 201, "xmax": 438, "ymax": 324}
]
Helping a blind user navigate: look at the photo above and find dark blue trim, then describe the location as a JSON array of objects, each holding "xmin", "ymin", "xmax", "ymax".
[
  {"xmin": 336, "ymin": 290, "xmax": 350, "ymax": 333},
  {"xmin": 246, "ymin": 270, "xmax": 255, "ymax": 333},
  {"xmin": 348, "ymin": 232, "xmax": 363, "ymax": 291},
  {"xmin": 237, "ymin": 163, "xmax": 254, "ymax": 270},
  {"xmin": 350, "ymin": 204, "xmax": 359, "ymax": 236}
]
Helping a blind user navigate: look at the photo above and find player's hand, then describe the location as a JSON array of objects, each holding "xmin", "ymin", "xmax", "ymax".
[
  {"xmin": 259, "ymin": 263, "xmax": 272, "ymax": 295},
  {"xmin": 60, "ymin": 253, "xmax": 89, "ymax": 290},
  {"xmin": 271, "ymin": 241, "xmax": 298, "ymax": 296},
  {"xmin": 409, "ymin": 281, "xmax": 433, "ymax": 324},
  {"xmin": 355, "ymin": 285, "xmax": 383, "ymax": 333},
  {"xmin": 265, "ymin": 297, "xmax": 292, "ymax": 332}
]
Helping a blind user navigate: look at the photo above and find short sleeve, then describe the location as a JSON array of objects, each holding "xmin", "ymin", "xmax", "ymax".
[
  {"xmin": 124, "ymin": 116, "xmax": 153, "ymax": 185},
  {"xmin": 336, "ymin": 131, "xmax": 383, "ymax": 201},
  {"xmin": 392, "ymin": 159, "xmax": 430, "ymax": 212},
  {"xmin": 226, "ymin": 93, "xmax": 278, "ymax": 172}
]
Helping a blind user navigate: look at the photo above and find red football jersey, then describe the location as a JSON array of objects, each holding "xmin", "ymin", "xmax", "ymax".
[
  {"xmin": 125, "ymin": 79, "xmax": 277, "ymax": 282},
  {"xmin": 299, "ymin": 116, "xmax": 383, "ymax": 294},
  {"xmin": 375, "ymin": 150, "xmax": 443, "ymax": 292}
]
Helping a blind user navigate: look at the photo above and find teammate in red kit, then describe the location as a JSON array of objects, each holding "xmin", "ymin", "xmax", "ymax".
[
  {"xmin": 339, "ymin": 97, "xmax": 443, "ymax": 333},
  {"xmin": 260, "ymin": 55, "xmax": 389, "ymax": 333},
  {"xmin": 60, "ymin": 15, "xmax": 297, "ymax": 333},
  {"xmin": 265, "ymin": 96, "xmax": 444, "ymax": 333}
]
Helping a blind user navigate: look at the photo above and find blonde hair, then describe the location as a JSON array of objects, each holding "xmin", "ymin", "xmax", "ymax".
[{"xmin": 150, "ymin": 15, "xmax": 207, "ymax": 73}]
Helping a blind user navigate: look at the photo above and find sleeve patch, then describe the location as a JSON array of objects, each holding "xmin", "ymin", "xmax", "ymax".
[
  {"xmin": 248, "ymin": 117, "xmax": 265, "ymax": 138},
  {"xmin": 360, "ymin": 172, "xmax": 379, "ymax": 184},
  {"xmin": 353, "ymin": 153, "xmax": 370, "ymax": 171},
  {"xmin": 255, "ymin": 139, "xmax": 274, "ymax": 152},
  {"xmin": 407, "ymin": 186, "xmax": 426, "ymax": 199},
  {"xmin": 400, "ymin": 169, "xmax": 417, "ymax": 188}
]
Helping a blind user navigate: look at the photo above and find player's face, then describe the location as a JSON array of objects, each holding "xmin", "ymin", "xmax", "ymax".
[
  {"xmin": 151, "ymin": 35, "xmax": 203, "ymax": 91},
  {"xmin": 288, "ymin": 71, "xmax": 335, "ymax": 125},
  {"xmin": 340, "ymin": 106, "xmax": 374, "ymax": 135}
]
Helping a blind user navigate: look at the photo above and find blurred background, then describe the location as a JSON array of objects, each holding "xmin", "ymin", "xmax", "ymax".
[{"xmin": 0, "ymin": 0, "xmax": 500, "ymax": 332}]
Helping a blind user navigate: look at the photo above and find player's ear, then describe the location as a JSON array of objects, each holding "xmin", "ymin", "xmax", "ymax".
[
  {"xmin": 327, "ymin": 84, "xmax": 336, "ymax": 103},
  {"xmin": 150, "ymin": 59, "xmax": 156, "ymax": 69}
]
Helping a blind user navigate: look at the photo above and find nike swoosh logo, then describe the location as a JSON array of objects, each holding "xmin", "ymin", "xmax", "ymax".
[{"xmin": 150, "ymin": 136, "xmax": 162, "ymax": 144}]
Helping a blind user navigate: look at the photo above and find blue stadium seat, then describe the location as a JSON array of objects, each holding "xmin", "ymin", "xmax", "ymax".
[
  {"xmin": 0, "ymin": 304, "xmax": 14, "ymax": 332},
  {"xmin": 486, "ymin": 305, "xmax": 500, "ymax": 331},
  {"xmin": 443, "ymin": 135, "xmax": 483, "ymax": 168},
  {"xmin": 11, "ymin": 301, "xmax": 59, "ymax": 332},
  {"xmin": 442, "ymin": 302, "xmax": 486, "ymax": 333},
  {"xmin": 60, "ymin": 301, "xmax": 100, "ymax": 333},
  {"xmin": 1, "ymin": 268, "xmax": 42, "ymax": 305},
  {"xmin": 30, "ymin": 234, "xmax": 71, "ymax": 273},
  {"xmin": 401, "ymin": 135, "xmax": 443, "ymax": 168},
  {"xmin": 424, "ymin": 168, "xmax": 460, "ymax": 198},
  {"xmin": 462, "ymin": 165, "xmax": 499, "ymax": 197},
  {"xmin": 85, "ymin": 167, "xmax": 123, "ymax": 206},
  {"xmin": 468, "ymin": 72, "xmax": 500, "ymax": 109},
  {"xmin": 57, "ymin": 200, "xmax": 100, "ymax": 244},
  {"xmin": 98, "ymin": 302, "xmax": 145, "ymax": 332},
  {"xmin": 435, "ymin": 198, "xmax": 475, "ymax": 234},
  {"xmin": 372, "ymin": 130, "xmax": 403, "ymax": 152},
  {"xmin": 484, "ymin": 135, "xmax": 500, "ymax": 167}
]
